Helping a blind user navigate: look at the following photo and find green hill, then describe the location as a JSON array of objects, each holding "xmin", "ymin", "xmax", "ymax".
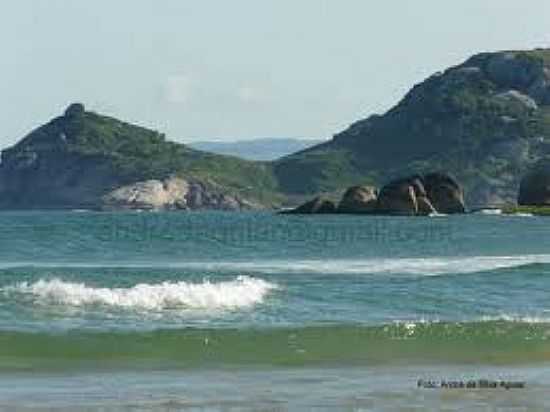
[
  {"xmin": 0, "ymin": 104, "xmax": 281, "ymax": 209},
  {"xmin": 274, "ymin": 49, "xmax": 550, "ymax": 207},
  {"xmin": 3, "ymin": 49, "xmax": 550, "ymax": 209}
]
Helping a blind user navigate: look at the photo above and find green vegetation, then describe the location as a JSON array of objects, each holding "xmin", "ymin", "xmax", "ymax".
[
  {"xmin": 75, "ymin": 112, "xmax": 284, "ymax": 205},
  {"xmin": 274, "ymin": 148, "xmax": 370, "ymax": 194},
  {"xmin": 502, "ymin": 205, "xmax": 550, "ymax": 216},
  {"xmin": 275, "ymin": 49, "xmax": 550, "ymax": 206},
  {"xmin": 5, "ymin": 49, "xmax": 550, "ymax": 208},
  {"xmin": 76, "ymin": 112, "xmax": 282, "ymax": 201},
  {"xmin": 6, "ymin": 109, "xmax": 284, "ymax": 207},
  {"xmin": 517, "ymin": 49, "xmax": 550, "ymax": 65}
]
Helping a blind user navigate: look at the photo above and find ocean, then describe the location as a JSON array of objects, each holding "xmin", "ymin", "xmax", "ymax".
[{"xmin": 1, "ymin": 211, "xmax": 550, "ymax": 410}]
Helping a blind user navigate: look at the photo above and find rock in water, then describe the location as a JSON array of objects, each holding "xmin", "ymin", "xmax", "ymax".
[
  {"xmin": 518, "ymin": 164, "xmax": 550, "ymax": 205},
  {"xmin": 281, "ymin": 173, "xmax": 466, "ymax": 216},
  {"xmin": 370, "ymin": 173, "xmax": 464, "ymax": 215},
  {"xmin": 337, "ymin": 186, "xmax": 378, "ymax": 214},
  {"xmin": 416, "ymin": 196, "xmax": 437, "ymax": 216},
  {"xmin": 422, "ymin": 173, "xmax": 465, "ymax": 214},
  {"xmin": 408, "ymin": 176, "xmax": 428, "ymax": 198},
  {"xmin": 377, "ymin": 179, "xmax": 419, "ymax": 215},
  {"xmin": 281, "ymin": 196, "xmax": 337, "ymax": 214}
]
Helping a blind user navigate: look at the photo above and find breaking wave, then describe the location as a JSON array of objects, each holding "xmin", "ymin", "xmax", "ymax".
[
  {"xmin": 2, "ymin": 255, "xmax": 550, "ymax": 277},
  {"xmin": 6, "ymin": 276, "xmax": 277, "ymax": 310},
  {"xmin": 166, "ymin": 254, "xmax": 550, "ymax": 276}
]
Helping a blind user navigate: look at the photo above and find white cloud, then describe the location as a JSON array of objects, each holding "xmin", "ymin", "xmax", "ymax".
[
  {"xmin": 164, "ymin": 74, "xmax": 194, "ymax": 104},
  {"xmin": 236, "ymin": 85, "xmax": 265, "ymax": 104}
]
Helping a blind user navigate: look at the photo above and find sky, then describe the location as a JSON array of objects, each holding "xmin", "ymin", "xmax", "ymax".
[{"xmin": 1, "ymin": 1, "xmax": 550, "ymax": 148}]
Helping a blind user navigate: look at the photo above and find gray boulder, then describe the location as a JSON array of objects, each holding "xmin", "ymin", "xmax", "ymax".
[
  {"xmin": 281, "ymin": 196, "xmax": 337, "ymax": 214},
  {"xmin": 281, "ymin": 173, "xmax": 466, "ymax": 216},
  {"xmin": 494, "ymin": 90, "xmax": 538, "ymax": 112},
  {"xmin": 102, "ymin": 176, "xmax": 256, "ymax": 211},
  {"xmin": 485, "ymin": 52, "xmax": 550, "ymax": 105},
  {"xmin": 337, "ymin": 185, "xmax": 378, "ymax": 214},
  {"xmin": 376, "ymin": 173, "xmax": 465, "ymax": 215},
  {"xmin": 518, "ymin": 164, "xmax": 550, "ymax": 205},
  {"xmin": 423, "ymin": 173, "xmax": 465, "ymax": 214},
  {"xmin": 102, "ymin": 177, "xmax": 188, "ymax": 210},
  {"xmin": 377, "ymin": 179, "xmax": 418, "ymax": 215},
  {"xmin": 416, "ymin": 196, "xmax": 437, "ymax": 216}
]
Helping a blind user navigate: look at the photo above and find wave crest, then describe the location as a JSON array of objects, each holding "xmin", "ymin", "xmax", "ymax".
[
  {"xmin": 2, "ymin": 254, "xmax": 549, "ymax": 276},
  {"xmin": 171, "ymin": 255, "xmax": 550, "ymax": 275},
  {"xmin": 8, "ymin": 276, "xmax": 277, "ymax": 310}
]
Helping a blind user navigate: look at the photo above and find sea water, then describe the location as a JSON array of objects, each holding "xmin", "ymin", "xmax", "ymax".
[{"xmin": 1, "ymin": 211, "xmax": 550, "ymax": 410}]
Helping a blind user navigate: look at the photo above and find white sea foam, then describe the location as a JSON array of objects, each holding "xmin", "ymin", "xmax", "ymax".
[
  {"xmin": 387, "ymin": 315, "xmax": 550, "ymax": 327},
  {"xmin": 177, "ymin": 255, "xmax": 550, "ymax": 276},
  {"xmin": 473, "ymin": 209, "xmax": 535, "ymax": 217},
  {"xmin": 474, "ymin": 208, "xmax": 503, "ymax": 215},
  {"xmin": 428, "ymin": 212, "xmax": 447, "ymax": 217},
  {"xmin": 479, "ymin": 314, "xmax": 550, "ymax": 324},
  {"xmin": 8, "ymin": 276, "xmax": 277, "ymax": 310},
  {"xmin": 2, "ymin": 255, "xmax": 550, "ymax": 276}
]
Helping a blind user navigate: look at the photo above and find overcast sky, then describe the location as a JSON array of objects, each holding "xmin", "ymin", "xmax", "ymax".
[{"xmin": 1, "ymin": 1, "xmax": 550, "ymax": 147}]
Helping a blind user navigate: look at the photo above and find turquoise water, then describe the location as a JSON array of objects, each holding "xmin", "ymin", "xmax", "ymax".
[{"xmin": 2, "ymin": 211, "xmax": 550, "ymax": 409}]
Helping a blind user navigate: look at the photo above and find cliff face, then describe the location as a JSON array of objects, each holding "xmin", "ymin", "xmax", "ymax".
[
  {"xmin": 0, "ymin": 104, "xmax": 277, "ymax": 210},
  {"xmin": 275, "ymin": 49, "xmax": 550, "ymax": 207}
]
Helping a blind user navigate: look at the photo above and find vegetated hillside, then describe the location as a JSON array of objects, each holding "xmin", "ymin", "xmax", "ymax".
[
  {"xmin": 274, "ymin": 49, "xmax": 550, "ymax": 206},
  {"xmin": 189, "ymin": 138, "xmax": 325, "ymax": 161},
  {"xmin": 0, "ymin": 104, "xmax": 281, "ymax": 209},
  {"xmin": 4, "ymin": 48, "xmax": 550, "ymax": 210}
]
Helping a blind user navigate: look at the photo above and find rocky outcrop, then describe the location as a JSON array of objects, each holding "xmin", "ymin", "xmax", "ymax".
[
  {"xmin": 416, "ymin": 196, "xmax": 437, "ymax": 215},
  {"xmin": 64, "ymin": 102, "xmax": 85, "ymax": 118},
  {"xmin": 274, "ymin": 49, "xmax": 550, "ymax": 207},
  {"xmin": 376, "ymin": 174, "xmax": 464, "ymax": 215},
  {"xmin": 103, "ymin": 177, "xmax": 188, "ymax": 210},
  {"xmin": 283, "ymin": 173, "xmax": 465, "ymax": 216},
  {"xmin": 494, "ymin": 90, "xmax": 538, "ymax": 112},
  {"xmin": 0, "ymin": 104, "xmax": 272, "ymax": 210},
  {"xmin": 422, "ymin": 173, "xmax": 465, "ymax": 214},
  {"xmin": 377, "ymin": 179, "xmax": 419, "ymax": 215},
  {"xmin": 102, "ymin": 176, "xmax": 258, "ymax": 211},
  {"xmin": 483, "ymin": 52, "xmax": 550, "ymax": 105},
  {"xmin": 337, "ymin": 186, "xmax": 377, "ymax": 214},
  {"xmin": 281, "ymin": 196, "xmax": 337, "ymax": 214},
  {"xmin": 518, "ymin": 164, "xmax": 550, "ymax": 206}
]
